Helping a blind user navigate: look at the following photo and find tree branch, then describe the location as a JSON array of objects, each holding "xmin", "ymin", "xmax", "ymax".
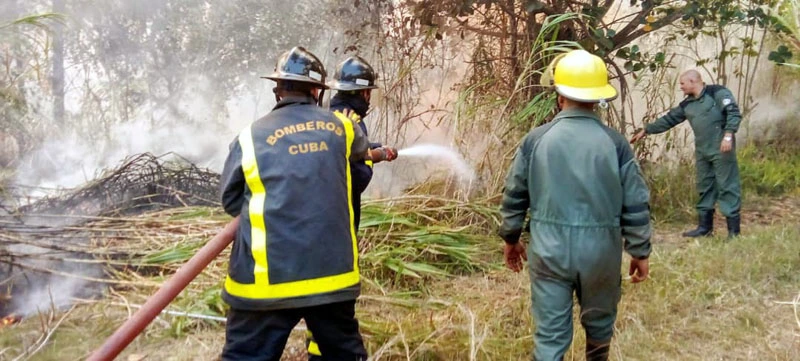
[
  {"xmin": 460, "ymin": 22, "xmax": 527, "ymax": 38},
  {"xmin": 611, "ymin": 10, "xmax": 686, "ymax": 51},
  {"xmin": 610, "ymin": 3, "xmax": 654, "ymax": 44}
]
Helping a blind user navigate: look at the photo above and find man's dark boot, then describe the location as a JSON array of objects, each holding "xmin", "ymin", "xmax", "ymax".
[
  {"xmin": 682, "ymin": 210, "xmax": 714, "ymax": 237},
  {"xmin": 586, "ymin": 340, "xmax": 610, "ymax": 361},
  {"xmin": 726, "ymin": 215, "xmax": 740, "ymax": 239}
]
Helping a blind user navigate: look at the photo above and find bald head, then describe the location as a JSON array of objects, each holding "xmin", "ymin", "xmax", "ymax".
[
  {"xmin": 680, "ymin": 70, "xmax": 702, "ymax": 82},
  {"xmin": 679, "ymin": 69, "xmax": 705, "ymax": 97}
]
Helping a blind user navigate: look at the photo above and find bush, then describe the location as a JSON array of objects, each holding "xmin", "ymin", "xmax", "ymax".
[
  {"xmin": 643, "ymin": 140, "xmax": 800, "ymax": 224},
  {"xmin": 739, "ymin": 144, "xmax": 800, "ymax": 196}
]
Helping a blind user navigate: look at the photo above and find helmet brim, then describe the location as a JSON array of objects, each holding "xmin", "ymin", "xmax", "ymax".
[
  {"xmin": 327, "ymin": 80, "xmax": 378, "ymax": 91},
  {"xmin": 262, "ymin": 72, "xmax": 329, "ymax": 89},
  {"xmin": 555, "ymin": 84, "xmax": 618, "ymax": 103}
]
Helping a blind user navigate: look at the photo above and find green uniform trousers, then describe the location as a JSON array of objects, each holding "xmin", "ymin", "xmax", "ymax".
[
  {"xmin": 528, "ymin": 228, "xmax": 622, "ymax": 361},
  {"xmin": 695, "ymin": 149, "xmax": 741, "ymax": 217}
]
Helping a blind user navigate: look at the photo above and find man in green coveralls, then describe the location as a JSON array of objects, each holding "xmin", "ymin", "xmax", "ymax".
[
  {"xmin": 631, "ymin": 70, "xmax": 742, "ymax": 238},
  {"xmin": 499, "ymin": 49, "xmax": 652, "ymax": 361}
]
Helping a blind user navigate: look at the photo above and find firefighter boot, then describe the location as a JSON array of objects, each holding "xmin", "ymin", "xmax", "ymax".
[
  {"xmin": 726, "ymin": 215, "xmax": 740, "ymax": 239},
  {"xmin": 682, "ymin": 210, "xmax": 714, "ymax": 237}
]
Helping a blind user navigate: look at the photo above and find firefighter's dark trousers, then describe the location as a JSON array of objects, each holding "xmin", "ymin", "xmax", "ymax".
[{"xmin": 221, "ymin": 300, "xmax": 367, "ymax": 361}]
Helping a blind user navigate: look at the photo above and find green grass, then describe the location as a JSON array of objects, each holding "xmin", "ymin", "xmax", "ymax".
[
  {"xmin": 119, "ymin": 199, "xmax": 499, "ymax": 295},
  {"xmin": 739, "ymin": 145, "xmax": 800, "ymax": 196},
  {"xmin": 3, "ymin": 141, "xmax": 799, "ymax": 360},
  {"xmin": 615, "ymin": 226, "xmax": 800, "ymax": 360},
  {"xmin": 644, "ymin": 143, "xmax": 800, "ymax": 223},
  {"xmin": 3, "ymin": 223, "xmax": 797, "ymax": 360},
  {"xmin": 642, "ymin": 159, "xmax": 697, "ymax": 223},
  {"xmin": 358, "ymin": 200, "xmax": 499, "ymax": 288}
]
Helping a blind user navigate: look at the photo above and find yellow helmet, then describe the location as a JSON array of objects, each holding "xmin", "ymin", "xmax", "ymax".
[{"xmin": 553, "ymin": 50, "xmax": 618, "ymax": 103}]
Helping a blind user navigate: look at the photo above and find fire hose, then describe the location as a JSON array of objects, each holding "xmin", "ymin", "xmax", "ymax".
[{"xmin": 87, "ymin": 216, "xmax": 240, "ymax": 361}]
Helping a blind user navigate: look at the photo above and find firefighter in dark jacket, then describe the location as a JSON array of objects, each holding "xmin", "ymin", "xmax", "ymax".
[
  {"xmin": 306, "ymin": 55, "xmax": 398, "ymax": 361},
  {"xmin": 631, "ymin": 70, "xmax": 742, "ymax": 238},
  {"xmin": 330, "ymin": 56, "xmax": 397, "ymax": 229},
  {"xmin": 219, "ymin": 46, "xmax": 370, "ymax": 361}
]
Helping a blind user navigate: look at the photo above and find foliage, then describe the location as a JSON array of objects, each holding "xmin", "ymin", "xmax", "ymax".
[
  {"xmin": 770, "ymin": 0, "xmax": 800, "ymax": 68},
  {"xmin": 395, "ymin": 0, "xmax": 784, "ymax": 96},
  {"xmin": 641, "ymin": 159, "xmax": 696, "ymax": 223},
  {"xmin": 3, "ymin": 220, "xmax": 800, "ymax": 360},
  {"xmin": 358, "ymin": 198, "xmax": 499, "ymax": 287},
  {"xmin": 333, "ymin": 0, "xmax": 793, "ymax": 195},
  {"xmin": 642, "ymin": 141, "xmax": 800, "ymax": 223},
  {"xmin": 0, "ymin": 13, "xmax": 64, "ymax": 31},
  {"xmin": 0, "ymin": 11, "xmax": 64, "ymax": 149},
  {"xmin": 654, "ymin": 0, "xmax": 787, "ymax": 119},
  {"xmin": 739, "ymin": 145, "xmax": 800, "ymax": 195}
]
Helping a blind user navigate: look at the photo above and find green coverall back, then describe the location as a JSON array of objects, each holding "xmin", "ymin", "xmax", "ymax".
[{"xmin": 499, "ymin": 108, "xmax": 652, "ymax": 361}]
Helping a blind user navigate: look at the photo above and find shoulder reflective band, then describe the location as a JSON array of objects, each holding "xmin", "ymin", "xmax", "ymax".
[{"xmin": 225, "ymin": 120, "xmax": 360, "ymax": 299}]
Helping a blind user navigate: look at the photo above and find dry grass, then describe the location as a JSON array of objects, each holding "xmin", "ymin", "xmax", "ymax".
[{"xmin": 1, "ymin": 199, "xmax": 799, "ymax": 360}]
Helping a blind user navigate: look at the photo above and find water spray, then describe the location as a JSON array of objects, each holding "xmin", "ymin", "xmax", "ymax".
[{"xmin": 396, "ymin": 144, "xmax": 476, "ymax": 182}]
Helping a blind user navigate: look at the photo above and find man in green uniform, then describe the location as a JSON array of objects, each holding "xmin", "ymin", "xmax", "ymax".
[
  {"xmin": 631, "ymin": 70, "xmax": 742, "ymax": 238},
  {"xmin": 499, "ymin": 49, "xmax": 652, "ymax": 361},
  {"xmin": 219, "ymin": 46, "xmax": 370, "ymax": 361}
]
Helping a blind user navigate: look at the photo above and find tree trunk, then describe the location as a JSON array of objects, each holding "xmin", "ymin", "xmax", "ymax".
[{"xmin": 52, "ymin": 0, "xmax": 66, "ymax": 126}]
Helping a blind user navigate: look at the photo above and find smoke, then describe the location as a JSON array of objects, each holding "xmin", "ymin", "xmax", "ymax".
[
  {"xmin": 4, "ymin": 0, "xmax": 482, "ymax": 202},
  {"xmin": 8, "ymin": 0, "xmax": 350, "ymax": 196},
  {"xmin": 10, "ymin": 270, "xmax": 98, "ymax": 317},
  {"xmin": 14, "ymin": 277, "xmax": 83, "ymax": 316},
  {"xmin": 14, "ymin": 74, "xmax": 273, "ymax": 194},
  {"xmin": 3, "ymin": 0, "xmax": 350, "ymax": 318},
  {"xmin": 2, "ymin": 241, "xmax": 103, "ymax": 317}
]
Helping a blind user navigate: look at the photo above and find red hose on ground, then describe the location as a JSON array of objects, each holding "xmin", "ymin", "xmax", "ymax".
[{"xmin": 87, "ymin": 216, "xmax": 240, "ymax": 361}]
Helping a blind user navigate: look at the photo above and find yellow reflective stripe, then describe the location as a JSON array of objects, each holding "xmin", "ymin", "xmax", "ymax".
[
  {"xmin": 307, "ymin": 340, "xmax": 322, "ymax": 356},
  {"xmin": 224, "ymin": 115, "xmax": 360, "ymax": 300},
  {"xmin": 238, "ymin": 126, "xmax": 269, "ymax": 285},
  {"xmin": 306, "ymin": 331, "xmax": 322, "ymax": 356},
  {"xmin": 334, "ymin": 111, "xmax": 360, "ymax": 276},
  {"xmin": 364, "ymin": 159, "xmax": 373, "ymax": 168},
  {"xmin": 225, "ymin": 271, "xmax": 359, "ymax": 299}
]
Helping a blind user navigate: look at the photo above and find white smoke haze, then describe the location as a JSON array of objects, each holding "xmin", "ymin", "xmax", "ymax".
[
  {"xmin": 8, "ymin": 0, "xmax": 348, "ymax": 194},
  {"xmin": 4, "ymin": 0, "xmax": 484, "ymax": 202},
  {"xmin": 3, "ymin": 241, "xmax": 103, "ymax": 317},
  {"xmin": 6, "ymin": 0, "xmax": 798, "ymax": 199},
  {"xmin": 14, "ymin": 74, "xmax": 251, "ymax": 193},
  {"xmin": 2, "ymin": 0, "xmax": 359, "ymax": 318},
  {"xmin": 3, "ymin": 0, "xmax": 477, "ymax": 318},
  {"xmin": 13, "ymin": 277, "xmax": 85, "ymax": 316}
]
